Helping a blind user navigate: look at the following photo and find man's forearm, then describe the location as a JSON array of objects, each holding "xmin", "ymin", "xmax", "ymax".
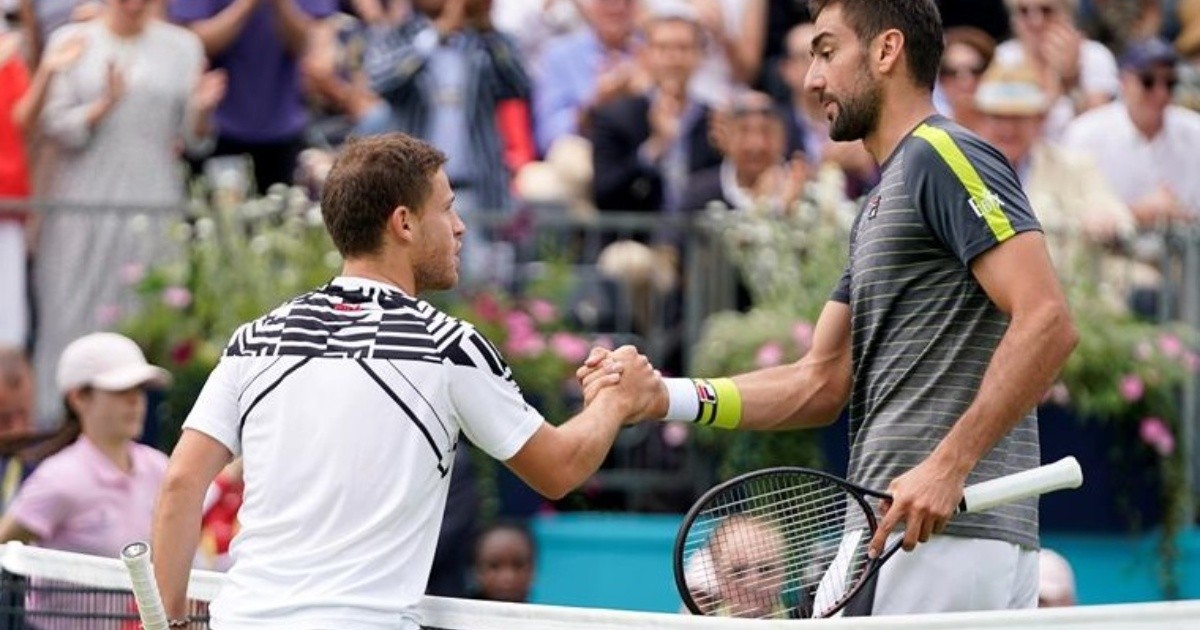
[
  {"xmin": 730, "ymin": 358, "xmax": 849, "ymax": 431},
  {"xmin": 933, "ymin": 303, "xmax": 1077, "ymax": 474},
  {"xmin": 152, "ymin": 481, "xmax": 208, "ymax": 618},
  {"xmin": 190, "ymin": 0, "xmax": 259, "ymax": 57}
]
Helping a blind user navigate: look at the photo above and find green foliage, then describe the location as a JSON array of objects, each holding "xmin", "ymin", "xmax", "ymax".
[
  {"xmin": 691, "ymin": 166, "xmax": 856, "ymax": 476},
  {"xmin": 119, "ymin": 185, "xmax": 342, "ymax": 449}
]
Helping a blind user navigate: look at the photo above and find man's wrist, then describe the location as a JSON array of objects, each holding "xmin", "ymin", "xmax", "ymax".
[{"xmin": 662, "ymin": 378, "xmax": 741, "ymax": 429}]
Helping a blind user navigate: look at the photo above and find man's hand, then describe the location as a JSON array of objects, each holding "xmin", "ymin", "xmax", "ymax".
[
  {"xmin": 41, "ymin": 34, "xmax": 88, "ymax": 73},
  {"xmin": 578, "ymin": 346, "xmax": 667, "ymax": 420},
  {"xmin": 868, "ymin": 454, "xmax": 969, "ymax": 558},
  {"xmin": 592, "ymin": 346, "xmax": 664, "ymax": 423},
  {"xmin": 434, "ymin": 0, "xmax": 467, "ymax": 35},
  {"xmin": 1040, "ymin": 20, "xmax": 1082, "ymax": 90},
  {"xmin": 191, "ymin": 69, "xmax": 228, "ymax": 115}
]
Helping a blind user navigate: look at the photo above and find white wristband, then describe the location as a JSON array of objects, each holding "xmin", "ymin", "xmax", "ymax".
[{"xmin": 663, "ymin": 378, "xmax": 700, "ymax": 422}]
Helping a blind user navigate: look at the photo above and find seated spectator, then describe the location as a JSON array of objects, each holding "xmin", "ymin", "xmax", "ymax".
[
  {"xmin": 936, "ymin": 26, "xmax": 997, "ymax": 132},
  {"xmin": 707, "ymin": 514, "xmax": 786, "ymax": 618},
  {"xmin": 645, "ymin": 0, "xmax": 767, "ymax": 107},
  {"xmin": 0, "ymin": 346, "xmax": 35, "ymax": 512},
  {"xmin": 0, "ymin": 332, "xmax": 170, "ymax": 556},
  {"xmin": 975, "ymin": 62, "xmax": 1142, "ymax": 305},
  {"xmin": 470, "ymin": 520, "xmax": 536, "ymax": 603},
  {"xmin": 1062, "ymin": 38, "xmax": 1200, "ymax": 223},
  {"xmin": 679, "ymin": 91, "xmax": 804, "ymax": 215},
  {"xmin": 1038, "ymin": 548, "xmax": 1077, "ymax": 607},
  {"xmin": 777, "ymin": 22, "xmax": 877, "ymax": 197},
  {"xmin": 31, "ymin": 0, "xmax": 225, "ymax": 423},
  {"xmin": 996, "ymin": 0, "xmax": 1120, "ymax": 139},
  {"xmin": 589, "ymin": 9, "xmax": 722, "ymax": 213},
  {"xmin": 534, "ymin": 0, "xmax": 642, "ymax": 156},
  {"xmin": 170, "ymin": 0, "xmax": 335, "ymax": 192}
]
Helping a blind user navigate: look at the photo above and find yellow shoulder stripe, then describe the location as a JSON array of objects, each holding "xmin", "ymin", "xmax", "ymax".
[{"xmin": 912, "ymin": 124, "xmax": 1015, "ymax": 242}]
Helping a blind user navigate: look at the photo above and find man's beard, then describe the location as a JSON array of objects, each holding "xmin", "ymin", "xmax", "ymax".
[{"xmin": 828, "ymin": 69, "xmax": 883, "ymax": 142}]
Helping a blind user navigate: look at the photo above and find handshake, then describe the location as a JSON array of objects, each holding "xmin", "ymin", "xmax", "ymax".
[{"xmin": 575, "ymin": 346, "xmax": 669, "ymax": 424}]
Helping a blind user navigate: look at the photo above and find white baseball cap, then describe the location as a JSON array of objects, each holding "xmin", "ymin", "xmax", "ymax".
[{"xmin": 56, "ymin": 333, "xmax": 171, "ymax": 394}]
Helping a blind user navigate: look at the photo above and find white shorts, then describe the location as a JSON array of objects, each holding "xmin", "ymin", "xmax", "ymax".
[{"xmin": 870, "ymin": 534, "xmax": 1038, "ymax": 615}]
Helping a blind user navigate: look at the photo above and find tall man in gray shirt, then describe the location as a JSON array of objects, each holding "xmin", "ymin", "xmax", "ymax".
[{"xmin": 580, "ymin": 0, "xmax": 1077, "ymax": 616}]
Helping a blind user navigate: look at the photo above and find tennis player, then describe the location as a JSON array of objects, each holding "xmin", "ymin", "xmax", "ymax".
[
  {"xmin": 582, "ymin": 0, "xmax": 1077, "ymax": 615},
  {"xmin": 150, "ymin": 133, "xmax": 663, "ymax": 629}
]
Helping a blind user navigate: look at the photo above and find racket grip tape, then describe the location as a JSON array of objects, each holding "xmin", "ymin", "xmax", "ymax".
[
  {"xmin": 959, "ymin": 456, "xmax": 1083, "ymax": 513},
  {"xmin": 121, "ymin": 541, "xmax": 170, "ymax": 630}
]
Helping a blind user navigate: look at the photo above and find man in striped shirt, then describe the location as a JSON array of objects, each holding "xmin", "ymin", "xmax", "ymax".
[
  {"xmin": 583, "ymin": 0, "xmax": 1077, "ymax": 616},
  {"xmin": 150, "ymin": 133, "xmax": 663, "ymax": 630}
]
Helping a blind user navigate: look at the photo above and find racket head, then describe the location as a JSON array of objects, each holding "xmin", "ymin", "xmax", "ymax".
[{"xmin": 673, "ymin": 467, "xmax": 886, "ymax": 619}]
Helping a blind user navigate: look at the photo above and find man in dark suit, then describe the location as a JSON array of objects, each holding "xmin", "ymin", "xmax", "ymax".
[{"xmin": 588, "ymin": 10, "xmax": 722, "ymax": 213}]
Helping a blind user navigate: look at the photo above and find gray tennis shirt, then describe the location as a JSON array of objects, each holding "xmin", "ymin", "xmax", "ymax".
[{"xmin": 831, "ymin": 115, "xmax": 1043, "ymax": 549}]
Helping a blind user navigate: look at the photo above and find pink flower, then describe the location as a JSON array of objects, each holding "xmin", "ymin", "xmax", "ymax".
[
  {"xmin": 549, "ymin": 333, "xmax": 590, "ymax": 364},
  {"xmin": 170, "ymin": 339, "xmax": 195, "ymax": 365},
  {"xmin": 119, "ymin": 263, "xmax": 145, "ymax": 285},
  {"xmin": 662, "ymin": 422, "xmax": 689, "ymax": 447},
  {"xmin": 1043, "ymin": 382, "xmax": 1070, "ymax": 406},
  {"xmin": 95, "ymin": 304, "xmax": 121, "ymax": 327},
  {"xmin": 505, "ymin": 331, "xmax": 545, "ymax": 358},
  {"xmin": 471, "ymin": 293, "xmax": 503, "ymax": 324},
  {"xmin": 527, "ymin": 299, "xmax": 557, "ymax": 324},
  {"xmin": 504, "ymin": 310, "xmax": 536, "ymax": 339},
  {"xmin": 1184, "ymin": 352, "xmax": 1200, "ymax": 374},
  {"xmin": 1158, "ymin": 334, "xmax": 1183, "ymax": 358},
  {"xmin": 755, "ymin": 342, "xmax": 784, "ymax": 368},
  {"xmin": 792, "ymin": 322, "xmax": 815, "ymax": 352},
  {"xmin": 1119, "ymin": 374, "xmax": 1144, "ymax": 402},
  {"xmin": 1135, "ymin": 341, "xmax": 1154, "ymax": 361},
  {"xmin": 162, "ymin": 286, "xmax": 192, "ymax": 309},
  {"xmin": 1139, "ymin": 417, "xmax": 1175, "ymax": 456}
]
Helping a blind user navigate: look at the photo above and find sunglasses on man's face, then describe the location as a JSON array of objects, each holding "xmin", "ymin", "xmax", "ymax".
[
  {"xmin": 1016, "ymin": 3, "xmax": 1058, "ymax": 18},
  {"xmin": 1139, "ymin": 73, "xmax": 1179, "ymax": 91}
]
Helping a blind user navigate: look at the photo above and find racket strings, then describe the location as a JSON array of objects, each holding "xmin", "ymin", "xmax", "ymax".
[{"xmin": 681, "ymin": 472, "xmax": 874, "ymax": 619}]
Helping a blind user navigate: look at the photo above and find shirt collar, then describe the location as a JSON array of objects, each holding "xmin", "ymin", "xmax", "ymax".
[
  {"xmin": 329, "ymin": 276, "xmax": 412, "ymax": 297},
  {"xmin": 75, "ymin": 435, "xmax": 135, "ymax": 487}
]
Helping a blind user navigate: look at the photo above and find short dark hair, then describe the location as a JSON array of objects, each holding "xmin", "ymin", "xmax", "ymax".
[
  {"xmin": 320, "ymin": 133, "xmax": 447, "ymax": 258},
  {"xmin": 809, "ymin": 0, "xmax": 944, "ymax": 90}
]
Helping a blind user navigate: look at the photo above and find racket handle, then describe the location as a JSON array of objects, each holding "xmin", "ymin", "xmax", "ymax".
[
  {"xmin": 959, "ymin": 456, "xmax": 1083, "ymax": 513},
  {"xmin": 121, "ymin": 541, "xmax": 170, "ymax": 630}
]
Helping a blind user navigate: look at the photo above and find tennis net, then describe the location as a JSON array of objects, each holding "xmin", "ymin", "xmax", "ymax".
[{"xmin": 0, "ymin": 542, "xmax": 1196, "ymax": 629}]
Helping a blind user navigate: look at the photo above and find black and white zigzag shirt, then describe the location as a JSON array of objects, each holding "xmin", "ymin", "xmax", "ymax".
[{"xmin": 183, "ymin": 276, "xmax": 543, "ymax": 630}]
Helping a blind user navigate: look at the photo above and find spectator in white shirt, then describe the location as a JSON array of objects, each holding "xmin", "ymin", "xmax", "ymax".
[{"xmin": 1062, "ymin": 38, "xmax": 1200, "ymax": 223}]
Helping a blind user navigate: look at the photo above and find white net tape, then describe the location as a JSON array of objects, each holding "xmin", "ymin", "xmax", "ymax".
[{"xmin": 1, "ymin": 542, "xmax": 1196, "ymax": 629}]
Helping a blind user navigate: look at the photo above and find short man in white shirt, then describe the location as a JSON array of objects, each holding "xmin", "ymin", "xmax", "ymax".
[
  {"xmin": 1062, "ymin": 38, "xmax": 1200, "ymax": 223},
  {"xmin": 150, "ymin": 133, "xmax": 663, "ymax": 630}
]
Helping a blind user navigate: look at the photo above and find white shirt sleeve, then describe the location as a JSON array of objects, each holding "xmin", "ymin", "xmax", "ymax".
[
  {"xmin": 446, "ymin": 330, "xmax": 545, "ymax": 461},
  {"xmin": 183, "ymin": 357, "xmax": 244, "ymax": 457}
]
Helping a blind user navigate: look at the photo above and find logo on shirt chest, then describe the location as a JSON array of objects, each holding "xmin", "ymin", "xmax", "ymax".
[{"xmin": 866, "ymin": 195, "xmax": 881, "ymax": 219}]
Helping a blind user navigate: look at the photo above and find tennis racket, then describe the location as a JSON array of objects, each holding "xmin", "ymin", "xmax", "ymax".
[
  {"xmin": 673, "ymin": 456, "xmax": 1083, "ymax": 619},
  {"xmin": 121, "ymin": 541, "xmax": 170, "ymax": 630}
]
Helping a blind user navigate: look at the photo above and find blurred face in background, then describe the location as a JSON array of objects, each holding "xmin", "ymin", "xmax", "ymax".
[
  {"xmin": 1010, "ymin": 0, "xmax": 1072, "ymax": 40},
  {"xmin": 939, "ymin": 42, "xmax": 988, "ymax": 116},
  {"xmin": 108, "ymin": 0, "xmax": 155, "ymax": 29},
  {"xmin": 71, "ymin": 386, "xmax": 148, "ymax": 444},
  {"xmin": 728, "ymin": 108, "xmax": 786, "ymax": 185},
  {"xmin": 588, "ymin": 0, "xmax": 637, "ymax": 47},
  {"xmin": 0, "ymin": 352, "xmax": 34, "ymax": 436},
  {"xmin": 1121, "ymin": 63, "xmax": 1178, "ymax": 134},
  {"xmin": 979, "ymin": 112, "xmax": 1044, "ymax": 165},
  {"xmin": 475, "ymin": 528, "xmax": 535, "ymax": 603},
  {"xmin": 643, "ymin": 18, "xmax": 702, "ymax": 97},
  {"xmin": 781, "ymin": 23, "xmax": 817, "ymax": 106}
]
